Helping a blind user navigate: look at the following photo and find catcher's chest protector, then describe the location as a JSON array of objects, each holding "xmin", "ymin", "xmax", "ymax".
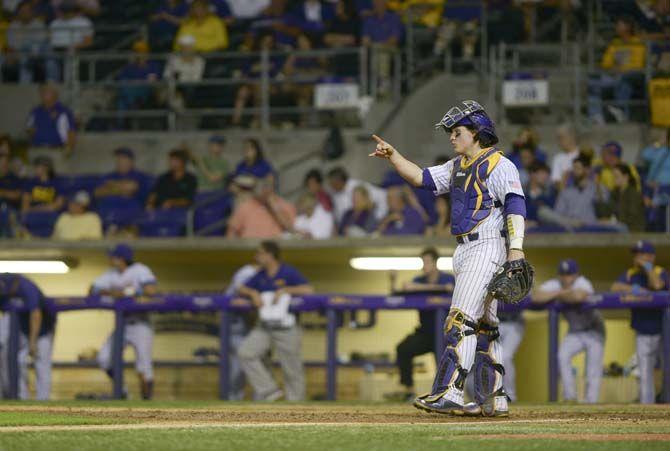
[{"xmin": 450, "ymin": 148, "xmax": 503, "ymax": 236}]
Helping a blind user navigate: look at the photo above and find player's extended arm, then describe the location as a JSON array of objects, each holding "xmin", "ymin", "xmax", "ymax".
[
  {"xmin": 532, "ymin": 288, "xmax": 562, "ymax": 304},
  {"xmin": 557, "ymin": 288, "xmax": 591, "ymax": 304},
  {"xmin": 611, "ymin": 281, "xmax": 633, "ymax": 293},
  {"xmin": 369, "ymin": 135, "xmax": 423, "ymax": 187}
]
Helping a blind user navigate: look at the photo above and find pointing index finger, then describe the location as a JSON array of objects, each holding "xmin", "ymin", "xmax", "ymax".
[{"xmin": 372, "ymin": 134, "xmax": 386, "ymax": 145}]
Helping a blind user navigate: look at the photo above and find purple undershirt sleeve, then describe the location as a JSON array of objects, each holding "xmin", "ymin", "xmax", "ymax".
[
  {"xmin": 421, "ymin": 168, "xmax": 436, "ymax": 192},
  {"xmin": 504, "ymin": 193, "xmax": 526, "ymax": 218}
]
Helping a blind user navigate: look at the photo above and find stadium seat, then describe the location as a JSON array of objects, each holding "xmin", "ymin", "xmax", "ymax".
[
  {"xmin": 96, "ymin": 197, "xmax": 145, "ymax": 229},
  {"xmin": 21, "ymin": 211, "xmax": 60, "ymax": 238},
  {"xmin": 193, "ymin": 193, "xmax": 233, "ymax": 236},
  {"xmin": 137, "ymin": 208, "xmax": 188, "ymax": 237}
]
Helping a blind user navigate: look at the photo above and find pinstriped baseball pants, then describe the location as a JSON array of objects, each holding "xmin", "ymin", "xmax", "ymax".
[{"xmin": 449, "ymin": 236, "xmax": 507, "ymax": 375}]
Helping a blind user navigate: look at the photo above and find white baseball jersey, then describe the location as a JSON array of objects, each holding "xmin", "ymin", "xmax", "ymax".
[
  {"xmin": 426, "ymin": 154, "xmax": 525, "ymax": 236},
  {"xmin": 225, "ymin": 264, "xmax": 259, "ymax": 296},
  {"xmin": 539, "ymin": 276, "xmax": 602, "ymax": 333},
  {"xmin": 92, "ymin": 263, "xmax": 157, "ymax": 296}
]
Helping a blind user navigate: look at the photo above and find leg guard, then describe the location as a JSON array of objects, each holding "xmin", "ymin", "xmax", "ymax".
[
  {"xmin": 471, "ymin": 323, "xmax": 508, "ymax": 415},
  {"xmin": 425, "ymin": 309, "xmax": 477, "ymax": 402}
]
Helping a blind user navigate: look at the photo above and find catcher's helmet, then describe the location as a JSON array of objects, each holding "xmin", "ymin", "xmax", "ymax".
[{"xmin": 435, "ymin": 100, "xmax": 498, "ymax": 146}]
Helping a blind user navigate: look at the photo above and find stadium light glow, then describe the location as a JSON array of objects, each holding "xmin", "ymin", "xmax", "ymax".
[
  {"xmin": 350, "ymin": 257, "xmax": 453, "ymax": 272},
  {"xmin": 0, "ymin": 260, "xmax": 70, "ymax": 274}
]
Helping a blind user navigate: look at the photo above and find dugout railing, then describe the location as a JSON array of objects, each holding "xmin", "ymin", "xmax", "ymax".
[{"xmin": 2, "ymin": 292, "xmax": 669, "ymax": 403}]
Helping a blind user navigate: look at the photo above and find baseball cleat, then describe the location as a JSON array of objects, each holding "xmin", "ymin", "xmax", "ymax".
[
  {"xmin": 413, "ymin": 395, "xmax": 463, "ymax": 415},
  {"xmin": 462, "ymin": 397, "xmax": 510, "ymax": 417}
]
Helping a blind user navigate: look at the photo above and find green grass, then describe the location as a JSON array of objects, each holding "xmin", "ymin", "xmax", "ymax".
[
  {"xmin": 0, "ymin": 426, "xmax": 668, "ymax": 451},
  {"xmin": 0, "ymin": 412, "xmax": 125, "ymax": 427}
]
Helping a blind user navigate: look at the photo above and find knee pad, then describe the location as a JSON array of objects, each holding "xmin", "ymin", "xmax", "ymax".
[
  {"xmin": 473, "ymin": 323, "xmax": 506, "ymax": 405},
  {"xmin": 430, "ymin": 310, "xmax": 477, "ymax": 396}
]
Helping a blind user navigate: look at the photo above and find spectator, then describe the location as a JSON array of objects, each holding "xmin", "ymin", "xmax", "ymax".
[
  {"xmin": 232, "ymin": 138, "xmax": 274, "ymax": 180},
  {"xmin": 51, "ymin": 190, "xmax": 102, "ymax": 240},
  {"xmin": 611, "ymin": 240, "xmax": 670, "ymax": 404},
  {"xmin": 524, "ymin": 161, "xmax": 556, "ymax": 228},
  {"xmin": 291, "ymin": 0, "xmax": 336, "ymax": 39},
  {"xmin": 51, "ymin": 0, "xmax": 99, "ymax": 17},
  {"xmin": 231, "ymin": 31, "xmax": 285, "ymax": 127},
  {"xmin": 391, "ymin": 247, "xmax": 454, "ymax": 402},
  {"xmin": 164, "ymin": 34, "xmax": 205, "ymax": 82},
  {"xmin": 146, "ymin": 149, "xmax": 198, "ymax": 210},
  {"xmin": 292, "ymin": 191, "xmax": 334, "ymax": 239},
  {"xmin": 588, "ymin": 16, "xmax": 646, "ymax": 124},
  {"xmin": 21, "ymin": 156, "xmax": 64, "ymax": 213},
  {"xmin": 517, "ymin": 146, "xmax": 538, "ymax": 187},
  {"xmin": 338, "ymin": 184, "xmax": 377, "ymax": 236},
  {"xmin": 508, "ymin": 126, "xmax": 547, "ymax": 169},
  {"xmin": 323, "ymin": 0, "xmax": 360, "ymax": 77},
  {"xmin": 47, "ymin": 1, "xmax": 93, "ymax": 79},
  {"xmin": 226, "ymin": 0, "xmax": 270, "ymax": 21},
  {"xmin": 361, "ymin": 0, "xmax": 403, "ymax": 95},
  {"xmin": 95, "ymin": 147, "xmax": 150, "ymax": 205},
  {"xmin": 609, "ymin": 163, "xmax": 646, "ymax": 232},
  {"xmin": 594, "ymin": 141, "xmax": 641, "ymax": 192},
  {"xmin": 26, "ymin": 83, "xmax": 76, "ymax": 158},
  {"xmin": 280, "ymin": 32, "xmax": 326, "ymax": 126},
  {"xmin": 433, "ymin": 0, "xmax": 481, "ymax": 63},
  {"xmin": 533, "ymin": 259, "xmax": 604, "ymax": 404},
  {"xmin": 0, "ymin": 144, "xmax": 21, "ymax": 237},
  {"xmin": 149, "ymin": 0, "xmax": 190, "ymax": 51},
  {"xmin": 252, "ymin": 0, "xmax": 301, "ymax": 50},
  {"xmin": 424, "ymin": 194, "xmax": 450, "ymax": 237},
  {"xmin": 175, "ymin": 0, "xmax": 228, "ymax": 53},
  {"xmin": 188, "ymin": 134, "xmax": 229, "ymax": 192},
  {"xmin": 164, "ymin": 34, "xmax": 205, "ymax": 110},
  {"xmin": 538, "ymin": 154, "xmax": 614, "ymax": 231},
  {"xmin": 640, "ymin": 127, "xmax": 670, "ymax": 188},
  {"xmin": 116, "ymin": 40, "xmax": 162, "ymax": 117},
  {"xmin": 326, "ymin": 166, "xmax": 387, "ymax": 224},
  {"xmin": 237, "ymin": 240, "xmax": 314, "ymax": 401},
  {"xmin": 303, "ymin": 168, "xmax": 332, "ymax": 212},
  {"xmin": 550, "ymin": 123, "xmax": 580, "ymax": 187},
  {"xmin": 3, "ymin": 1, "xmax": 48, "ymax": 83},
  {"xmin": 376, "ymin": 186, "xmax": 425, "ymax": 235},
  {"xmin": 226, "ymin": 175, "xmax": 295, "ymax": 238}
]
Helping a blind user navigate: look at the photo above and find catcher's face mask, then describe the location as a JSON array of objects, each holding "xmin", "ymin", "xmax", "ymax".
[{"xmin": 435, "ymin": 100, "xmax": 485, "ymax": 133}]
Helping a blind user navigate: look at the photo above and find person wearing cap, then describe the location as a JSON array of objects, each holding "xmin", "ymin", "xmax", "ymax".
[
  {"xmin": 21, "ymin": 156, "xmax": 65, "ymax": 214},
  {"xmin": 90, "ymin": 244, "xmax": 158, "ymax": 400},
  {"xmin": 612, "ymin": 240, "xmax": 670, "ymax": 404},
  {"xmin": 174, "ymin": 0, "xmax": 228, "ymax": 53},
  {"xmin": 187, "ymin": 135, "xmax": 229, "ymax": 192},
  {"xmin": 534, "ymin": 259, "xmax": 604, "ymax": 403},
  {"xmin": 51, "ymin": 190, "xmax": 102, "ymax": 240},
  {"xmin": 594, "ymin": 141, "xmax": 641, "ymax": 192},
  {"xmin": 95, "ymin": 147, "xmax": 150, "ymax": 205},
  {"xmin": 0, "ymin": 274, "xmax": 57, "ymax": 400},
  {"xmin": 146, "ymin": 149, "xmax": 198, "ymax": 210}
]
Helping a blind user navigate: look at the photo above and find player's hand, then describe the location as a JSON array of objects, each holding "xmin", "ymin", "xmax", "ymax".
[
  {"xmin": 507, "ymin": 249, "xmax": 525, "ymax": 262},
  {"xmin": 369, "ymin": 134, "xmax": 396, "ymax": 159}
]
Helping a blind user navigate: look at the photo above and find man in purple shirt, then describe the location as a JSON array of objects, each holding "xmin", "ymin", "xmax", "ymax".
[
  {"xmin": 236, "ymin": 240, "xmax": 314, "ymax": 401},
  {"xmin": 116, "ymin": 40, "xmax": 162, "ymax": 117},
  {"xmin": 26, "ymin": 83, "xmax": 77, "ymax": 155},
  {"xmin": 95, "ymin": 147, "xmax": 150, "ymax": 205},
  {"xmin": 377, "ymin": 186, "xmax": 425, "ymax": 235},
  {"xmin": 361, "ymin": 0, "xmax": 403, "ymax": 95}
]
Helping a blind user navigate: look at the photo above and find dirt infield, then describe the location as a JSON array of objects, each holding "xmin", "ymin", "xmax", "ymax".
[{"xmin": 1, "ymin": 403, "xmax": 669, "ymax": 426}]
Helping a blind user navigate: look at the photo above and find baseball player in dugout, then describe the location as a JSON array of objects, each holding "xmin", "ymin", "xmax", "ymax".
[
  {"xmin": 611, "ymin": 240, "xmax": 670, "ymax": 404},
  {"xmin": 390, "ymin": 247, "xmax": 455, "ymax": 402},
  {"xmin": 90, "ymin": 244, "xmax": 158, "ymax": 400},
  {"xmin": 533, "ymin": 259, "xmax": 604, "ymax": 403},
  {"xmin": 370, "ymin": 100, "xmax": 534, "ymax": 417},
  {"xmin": 0, "ymin": 274, "xmax": 56, "ymax": 400}
]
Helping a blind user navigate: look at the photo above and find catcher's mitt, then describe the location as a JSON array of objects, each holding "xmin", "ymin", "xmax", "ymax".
[{"xmin": 487, "ymin": 259, "xmax": 534, "ymax": 305}]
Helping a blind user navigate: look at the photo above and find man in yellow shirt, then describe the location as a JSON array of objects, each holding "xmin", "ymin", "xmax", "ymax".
[
  {"xmin": 52, "ymin": 190, "xmax": 103, "ymax": 240},
  {"xmin": 175, "ymin": 0, "xmax": 228, "ymax": 53},
  {"xmin": 588, "ymin": 17, "xmax": 646, "ymax": 124},
  {"xmin": 594, "ymin": 141, "xmax": 641, "ymax": 192}
]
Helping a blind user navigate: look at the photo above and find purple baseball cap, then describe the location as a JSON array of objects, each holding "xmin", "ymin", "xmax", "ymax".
[
  {"xmin": 601, "ymin": 141, "xmax": 622, "ymax": 158},
  {"xmin": 558, "ymin": 259, "xmax": 578, "ymax": 275},
  {"xmin": 631, "ymin": 240, "xmax": 655, "ymax": 254},
  {"xmin": 108, "ymin": 243, "xmax": 134, "ymax": 262}
]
